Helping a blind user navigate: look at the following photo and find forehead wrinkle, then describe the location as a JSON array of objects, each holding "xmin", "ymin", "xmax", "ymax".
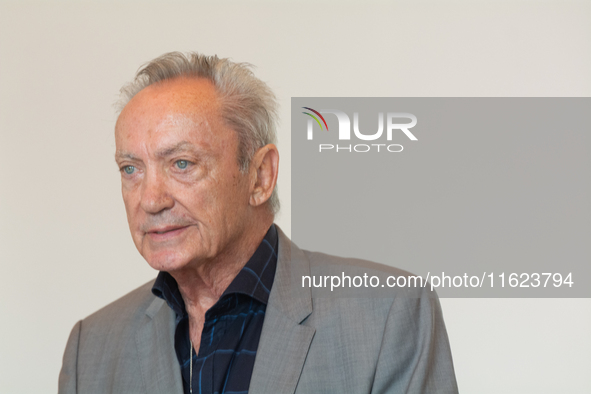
[
  {"xmin": 157, "ymin": 112, "xmax": 209, "ymax": 131},
  {"xmin": 115, "ymin": 78, "xmax": 225, "ymax": 164},
  {"xmin": 153, "ymin": 114, "xmax": 217, "ymax": 153}
]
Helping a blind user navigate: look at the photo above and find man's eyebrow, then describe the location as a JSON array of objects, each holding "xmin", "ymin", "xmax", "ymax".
[
  {"xmin": 115, "ymin": 142, "xmax": 201, "ymax": 162},
  {"xmin": 155, "ymin": 141, "xmax": 198, "ymax": 158},
  {"xmin": 114, "ymin": 151, "xmax": 139, "ymax": 162}
]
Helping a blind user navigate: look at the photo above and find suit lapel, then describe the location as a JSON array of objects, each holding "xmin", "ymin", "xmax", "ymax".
[
  {"xmin": 135, "ymin": 297, "xmax": 184, "ymax": 394},
  {"xmin": 249, "ymin": 227, "xmax": 316, "ymax": 394}
]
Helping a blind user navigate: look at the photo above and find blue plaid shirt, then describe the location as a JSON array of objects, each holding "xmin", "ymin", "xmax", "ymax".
[{"xmin": 152, "ymin": 225, "xmax": 278, "ymax": 394}]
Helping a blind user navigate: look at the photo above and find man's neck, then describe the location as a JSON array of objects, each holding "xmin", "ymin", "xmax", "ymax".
[
  {"xmin": 170, "ymin": 217, "xmax": 274, "ymax": 317},
  {"xmin": 169, "ymin": 216, "xmax": 274, "ymax": 352}
]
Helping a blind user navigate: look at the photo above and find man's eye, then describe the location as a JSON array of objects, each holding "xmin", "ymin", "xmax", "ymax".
[
  {"xmin": 123, "ymin": 166, "xmax": 135, "ymax": 174},
  {"xmin": 175, "ymin": 160, "xmax": 189, "ymax": 169}
]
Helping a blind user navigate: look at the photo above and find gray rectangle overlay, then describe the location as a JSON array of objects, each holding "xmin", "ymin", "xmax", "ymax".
[{"xmin": 291, "ymin": 98, "xmax": 590, "ymax": 297}]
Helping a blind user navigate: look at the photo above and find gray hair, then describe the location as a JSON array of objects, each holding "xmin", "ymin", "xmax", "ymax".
[{"xmin": 117, "ymin": 51, "xmax": 280, "ymax": 214}]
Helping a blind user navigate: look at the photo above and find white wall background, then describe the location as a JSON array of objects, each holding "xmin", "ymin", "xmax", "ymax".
[{"xmin": 0, "ymin": 1, "xmax": 589, "ymax": 393}]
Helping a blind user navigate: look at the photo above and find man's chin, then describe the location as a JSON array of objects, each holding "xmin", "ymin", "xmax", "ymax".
[{"xmin": 143, "ymin": 250, "xmax": 189, "ymax": 273}]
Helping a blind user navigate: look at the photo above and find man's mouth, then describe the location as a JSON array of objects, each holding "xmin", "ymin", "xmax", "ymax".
[
  {"xmin": 147, "ymin": 225, "xmax": 187, "ymax": 233},
  {"xmin": 154, "ymin": 229, "xmax": 175, "ymax": 234},
  {"xmin": 145, "ymin": 225, "xmax": 190, "ymax": 240}
]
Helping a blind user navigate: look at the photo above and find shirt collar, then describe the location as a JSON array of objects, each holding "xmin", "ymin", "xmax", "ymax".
[{"xmin": 152, "ymin": 224, "xmax": 278, "ymax": 317}]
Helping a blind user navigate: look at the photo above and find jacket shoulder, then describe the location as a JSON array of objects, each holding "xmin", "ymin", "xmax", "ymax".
[
  {"xmin": 81, "ymin": 279, "xmax": 159, "ymax": 333},
  {"xmin": 302, "ymin": 249, "xmax": 419, "ymax": 280}
]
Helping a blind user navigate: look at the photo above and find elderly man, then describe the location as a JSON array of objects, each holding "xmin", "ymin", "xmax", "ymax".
[{"xmin": 59, "ymin": 52, "xmax": 458, "ymax": 394}]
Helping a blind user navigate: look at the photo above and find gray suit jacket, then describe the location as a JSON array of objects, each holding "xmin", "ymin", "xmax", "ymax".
[{"xmin": 59, "ymin": 228, "xmax": 458, "ymax": 393}]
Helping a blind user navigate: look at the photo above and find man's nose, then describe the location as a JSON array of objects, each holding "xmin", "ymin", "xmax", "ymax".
[{"xmin": 140, "ymin": 170, "xmax": 174, "ymax": 214}]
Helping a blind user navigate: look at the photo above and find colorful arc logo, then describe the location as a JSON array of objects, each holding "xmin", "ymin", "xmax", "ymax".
[{"xmin": 302, "ymin": 107, "xmax": 329, "ymax": 131}]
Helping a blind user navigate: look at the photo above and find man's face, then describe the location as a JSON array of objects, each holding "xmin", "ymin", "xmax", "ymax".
[{"xmin": 115, "ymin": 78, "xmax": 254, "ymax": 273}]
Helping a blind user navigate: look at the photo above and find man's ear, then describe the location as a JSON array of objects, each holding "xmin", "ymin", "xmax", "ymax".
[{"xmin": 249, "ymin": 144, "xmax": 279, "ymax": 208}]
